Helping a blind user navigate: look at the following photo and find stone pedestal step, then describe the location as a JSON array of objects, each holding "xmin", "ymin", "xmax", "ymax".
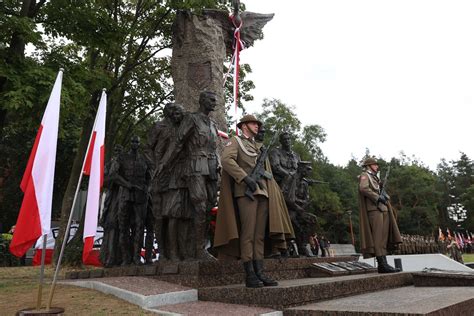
[
  {"xmin": 284, "ymin": 285, "xmax": 474, "ymax": 315},
  {"xmin": 148, "ymin": 301, "xmax": 282, "ymax": 316},
  {"xmin": 61, "ymin": 277, "xmax": 197, "ymax": 309},
  {"xmin": 198, "ymin": 272, "xmax": 413, "ymax": 310},
  {"xmin": 66, "ymin": 256, "xmax": 357, "ymax": 288}
]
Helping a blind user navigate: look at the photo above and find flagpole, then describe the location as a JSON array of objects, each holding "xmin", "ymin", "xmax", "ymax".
[
  {"xmin": 46, "ymin": 89, "xmax": 105, "ymax": 310},
  {"xmin": 35, "ymin": 234, "xmax": 47, "ymax": 310}
]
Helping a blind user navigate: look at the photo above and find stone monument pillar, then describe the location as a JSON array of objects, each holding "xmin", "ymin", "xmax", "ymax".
[
  {"xmin": 171, "ymin": 10, "xmax": 228, "ymax": 130},
  {"xmin": 171, "ymin": 6, "xmax": 274, "ymax": 131}
]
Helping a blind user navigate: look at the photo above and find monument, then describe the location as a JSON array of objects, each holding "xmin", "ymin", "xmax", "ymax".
[{"xmin": 171, "ymin": 0, "xmax": 274, "ymax": 130}]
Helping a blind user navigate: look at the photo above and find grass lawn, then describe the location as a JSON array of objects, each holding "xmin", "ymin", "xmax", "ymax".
[
  {"xmin": 0, "ymin": 266, "xmax": 155, "ymax": 315},
  {"xmin": 462, "ymin": 253, "xmax": 474, "ymax": 263}
]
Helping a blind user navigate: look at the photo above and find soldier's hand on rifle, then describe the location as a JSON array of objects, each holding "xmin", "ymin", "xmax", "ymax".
[
  {"xmin": 243, "ymin": 176, "xmax": 258, "ymax": 192},
  {"xmin": 377, "ymin": 194, "xmax": 388, "ymax": 205}
]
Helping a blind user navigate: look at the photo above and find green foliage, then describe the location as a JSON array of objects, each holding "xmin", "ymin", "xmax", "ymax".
[{"xmin": 0, "ymin": 234, "xmax": 21, "ymax": 267}]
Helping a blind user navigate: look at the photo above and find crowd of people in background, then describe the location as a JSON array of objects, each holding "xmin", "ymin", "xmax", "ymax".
[
  {"xmin": 395, "ymin": 230, "xmax": 472, "ymax": 264},
  {"xmin": 308, "ymin": 233, "xmax": 333, "ymax": 257}
]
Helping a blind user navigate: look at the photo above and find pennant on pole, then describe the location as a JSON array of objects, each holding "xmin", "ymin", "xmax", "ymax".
[
  {"xmin": 82, "ymin": 90, "xmax": 106, "ymax": 264},
  {"xmin": 10, "ymin": 69, "xmax": 63, "ymax": 257},
  {"xmin": 230, "ymin": 14, "xmax": 244, "ymax": 135},
  {"xmin": 438, "ymin": 227, "xmax": 445, "ymax": 241}
]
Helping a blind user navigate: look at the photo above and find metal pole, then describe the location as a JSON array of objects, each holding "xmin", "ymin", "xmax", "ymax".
[
  {"xmin": 36, "ymin": 234, "xmax": 47, "ymax": 310},
  {"xmin": 349, "ymin": 214, "xmax": 354, "ymax": 246},
  {"xmin": 46, "ymin": 91, "xmax": 102, "ymax": 310}
]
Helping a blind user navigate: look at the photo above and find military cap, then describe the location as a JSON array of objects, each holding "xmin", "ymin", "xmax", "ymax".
[
  {"xmin": 237, "ymin": 114, "xmax": 262, "ymax": 129},
  {"xmin": 362, "ymin": 157, "xmax": 378, "ymax": 166}
]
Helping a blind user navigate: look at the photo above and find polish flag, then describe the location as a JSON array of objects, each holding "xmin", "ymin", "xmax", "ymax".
[
  {"xmin": 9, "ymin": 70, "xmax": 63, "ymax": 257},
  {"xmin": 82, "ymin": 90, "xmax": 106, "ymax": 264}
]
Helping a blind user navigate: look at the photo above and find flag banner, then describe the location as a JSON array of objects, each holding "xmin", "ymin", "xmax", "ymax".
[
  {"xmin": 82, "ymin": 90, "xmax": 106, "ymax": 264},
  {"xmin": 9, "ymin": 70, "xmax": 63, "ymax": 257},
  {"xmin": 438, "ymin": 227, "xmax": 445, "ymax": 241}
]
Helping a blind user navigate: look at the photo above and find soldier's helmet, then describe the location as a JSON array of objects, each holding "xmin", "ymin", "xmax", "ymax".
[
  {"xmin": 237, "ymin": 114, "xmax": 262, "ymax": 129},
  {"xmin": 362, "ymin": 157, "xmax": 378, "ymax": 166}
]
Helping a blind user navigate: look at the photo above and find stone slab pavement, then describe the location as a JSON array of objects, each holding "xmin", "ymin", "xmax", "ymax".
[
  {"xmin": 61, "ymin": 276, "xmax": 283, "ymax": 315},
  {"xmin": 286, "ymin": 285, "xmax": 474, "ymax": 315},
  {"xmin": 360, "ymin": 253, "xmax": 473, "ymax": 272}
]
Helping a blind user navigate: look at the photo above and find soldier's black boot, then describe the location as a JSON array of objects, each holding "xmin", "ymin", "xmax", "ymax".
[
  {"xmin": 253, "ymin": 260, "xmax": 278, "ymax": 286},
  {"xmin": 243, "ymin": 261, "xmax": 264, "ymax": 288},
  {"xmin": 382, "ymin": 256, "xmax": 400, "ymax": 272},
  {"xmin": 376, "ymin": 256, "xmax": 396, "ymax": 273}
]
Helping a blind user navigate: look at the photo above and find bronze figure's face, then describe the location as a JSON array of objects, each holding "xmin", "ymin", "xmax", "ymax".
[
  {"xmin": 280, "ymin": 133, "xmax": 291, "ymax": 149},
  {"xmin": 255, "ymin": 126, "xmax": 266, "ymax": 142},
  {"xmin": 200, "ymin": 91, "xmax": 217, "ymax": 113},
  {"xmin": 130, "ymin": 136, "xmax": 140, "ymax": 150},
  {"xmin": 171, "ymin": 104, "xmax": 185, "ymax": 124}
]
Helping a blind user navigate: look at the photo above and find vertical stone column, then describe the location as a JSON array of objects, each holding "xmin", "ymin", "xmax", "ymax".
[{"xmin": 171, "ymin": 11, "xmax": 228, "ymax": 131}]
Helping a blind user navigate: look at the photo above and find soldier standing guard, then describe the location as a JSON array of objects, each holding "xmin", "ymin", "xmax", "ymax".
[
  {"xmin": 358, "ymin": 157, "xmax": 402, "ymax": 273},
  {"xmin": 117, "ymin": 136, "xmax": 152, "ymax": 265},
  {"xmin": 214, "ymin": 115, "xmax": 280, "ymax": 288}
]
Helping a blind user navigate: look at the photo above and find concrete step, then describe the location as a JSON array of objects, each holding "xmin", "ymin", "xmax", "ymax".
[
  {"xmin": 284, "ymin": 285, "xmax": 474, "ymax": 315},
  {"xmin": 148, "ymin": 301, "xmax": 282, "ymax": 316},
  {"xmin": 198, "ymin": 272, "xmax": 413, "ymax": 310},
  {"xmin": 62, "ymin": 276, "xmax": 283, "ymax": 315}
]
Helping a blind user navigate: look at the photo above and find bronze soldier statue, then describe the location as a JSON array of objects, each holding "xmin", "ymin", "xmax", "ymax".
[
  {"xmin": 159, "ymin": 91, "xmax": 219, "ymax": 261},
  {"xmin": 148, "ymin": 103, "xmax": 187, "ymax": 261},
  {"xmin": 269, "ymin": 132, "xmax": 301, "ymax": 200},
  {"xmin": 293, "ymin": 161, "xmax": 319, "ymax": 257},
  {"xmin": 117, "ymin": 136, "xmax": 152, "ymax": 265},
  {"xmin": 254, "ymin": 125, "xmax": 294, "ymax": 259},
  {"xmin": 358, "ymin": 157, "xmax": 402, "ymax": 273},
  {"xmin": 99, "ymin": 144, "xmax": 123, "ymax": 267}
]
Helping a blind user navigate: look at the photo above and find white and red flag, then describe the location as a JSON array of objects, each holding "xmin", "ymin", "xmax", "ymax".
[
  {"xmin": 82, "ymin": 90, "xmax": 106, "ymax": 264},
  {"xmin": 9, "ymin": 69, "xmax": 63, "ymax": 257}
]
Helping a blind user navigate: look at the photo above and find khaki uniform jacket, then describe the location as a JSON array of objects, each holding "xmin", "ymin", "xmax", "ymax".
[
  {"xmin": 213, "ymin": 136, "xmax": 294, "ymax": 259},
  {"xmin": 220, "ymin": 135, "xmax": 268, "ymax": 197},
  {"xmin": 359, "ymin": 171, "xmax": 387, "ymax": 212},
  {"xmin": 358, "ymin": 170, "xmax": 402, "ymax": 258}
]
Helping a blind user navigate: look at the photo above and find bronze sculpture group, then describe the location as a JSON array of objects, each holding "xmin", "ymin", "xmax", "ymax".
[
  {"xmin": 99, "ymin": 105, "xmax": 322, "ymax": 268},
  {"xmin": 98, "ymin": 2, "xmax": 402, "ymax": 282}
]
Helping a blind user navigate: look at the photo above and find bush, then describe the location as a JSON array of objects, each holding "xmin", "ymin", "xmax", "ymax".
[{"xmin": 0, "ymin": 233, "xmax": 21, "ymax": 267}]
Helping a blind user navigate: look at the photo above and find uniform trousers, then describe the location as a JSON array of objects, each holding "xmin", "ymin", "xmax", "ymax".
[
  {"xmin": 237, "ymin": 195, "xmax": 269, "ymax": 262},
  {"xmin": 367, "ymin": 210, "xmax": 389, "ymax": 256}
]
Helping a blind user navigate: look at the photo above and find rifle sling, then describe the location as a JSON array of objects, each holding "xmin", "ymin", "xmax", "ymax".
[{"xmin": 234, "ymin": 136, "xmax": 258, "ymax": 157}]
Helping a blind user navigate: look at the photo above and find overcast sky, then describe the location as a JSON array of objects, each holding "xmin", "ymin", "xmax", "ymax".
[{"xmin": 239, "ymin": 0, "xmax": 474, "ymax": 170}]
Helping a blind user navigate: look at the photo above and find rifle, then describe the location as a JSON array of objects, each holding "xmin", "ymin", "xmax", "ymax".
[
  {"xmin": 305, "ymin": 178, "xmax": 329, "ymax": 185},
  {"xmin": 379, "ymin": 166, "xmax": 391, "ymax": 205},
  {"xmin": 244, "ymin": 132, "xmax": 279, "ymax": 200}
]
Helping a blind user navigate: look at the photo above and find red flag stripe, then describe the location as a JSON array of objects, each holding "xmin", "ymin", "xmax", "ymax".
[
  {"xmin": 9, "ymin": 178, "xmax": 42, "ymax": 257},
  {"xmin": 83, "ymin": 131, "xmax": 97, "ymax": 176},
  {"xmin": 20, "ymin": 125, "xmax": 43, "ymax": 192}
]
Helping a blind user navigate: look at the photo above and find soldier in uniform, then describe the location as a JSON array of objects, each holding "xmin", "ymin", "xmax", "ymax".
[
  {"xmin": 358, "ymin": 157, "xmax": 402, "ymax": 273},
  {"xmin": 214, "ymin": 115, "xmax": 286, "ymax": 288},
  {"xmin": 117, "ymin": 136, "xmax": 152, "ymax": 265},
  {"xmin": 158, "ymin": 91, "xmax": 219, "ymax": 261}
]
